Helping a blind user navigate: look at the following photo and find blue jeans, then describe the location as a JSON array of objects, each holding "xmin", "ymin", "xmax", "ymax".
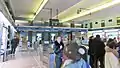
[{"xmin": 55, "ymin": 56, "xmax": 62, "ymax": 68}]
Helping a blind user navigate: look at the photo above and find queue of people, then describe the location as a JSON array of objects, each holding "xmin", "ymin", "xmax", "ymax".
[{"xmin": 88, "ymin": 35, "xmax": 120, "ymax": 68}]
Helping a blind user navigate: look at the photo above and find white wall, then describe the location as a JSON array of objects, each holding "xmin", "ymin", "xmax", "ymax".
[{"xmin": 0, "ymin": 11, "xmax": 16, "ymax": 50}]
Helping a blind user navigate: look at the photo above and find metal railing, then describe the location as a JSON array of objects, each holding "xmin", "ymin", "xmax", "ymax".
[{"xmin": 0, "ymin": 48, "xmax": 11, "ymax": 62}]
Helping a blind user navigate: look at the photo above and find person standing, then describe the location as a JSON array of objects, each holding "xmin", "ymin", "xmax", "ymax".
[
  {"xmin": 88, "ymin": 36, "xmax": 94, "ymax": 68},
  {"xmin": 11, "ymin": 36, "xmax": 19, "ymax": 55},
  {"xmin": 93, "ymin": 35, "xmax": 105, "ymax": 68},
  {"xmin": 54, "ymin": 36, "xmax": 64, "ymax": 68},
  {"xmin": 105, "ymin": 40, "xmax": 120, "ymax": 68}
]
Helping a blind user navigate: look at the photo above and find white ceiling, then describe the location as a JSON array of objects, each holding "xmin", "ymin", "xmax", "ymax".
[
  {"xmin": 74, "ymin": 3, "xmax": 120, "ymax": 22},
  {"xmin": 10, "ymin": 0, "xmax": 38, "ymax": 18},
  {"xmin": 57, "ymin": 0, "xmax": 107, "ymax": 19},
  {"xmin": 10, "ymin": 0, "xmax": 81, "ymax": 20},
  {"xmin": 9, "ymin": 0, "xmax": 120, "ymax": 25},
  {"xmin": 35, "ymin": 0, "xmax": 82, "ymax": 21}
]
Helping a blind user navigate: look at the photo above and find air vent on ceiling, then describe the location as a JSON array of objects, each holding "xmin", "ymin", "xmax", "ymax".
[
  {"xmin": 90, "ymin": 22, "xmax": 92, "ymax": 28},
  {"xmin": 101, "ymin": 23, "xmax": 105, "ymax": 27},
  {"xmin": 85, "ymin": 24, "xmax": 88, "ymax": 28},
  {"xmin": 95, "ymin": 22, "xmax": 98, "ymax": 24},
  {"xmin": 117, "ymin": 17, "xmax": 120, "ymax": 25},
  {"xmin": 108, "ymin": 19, "xmax": 112, "ymax": 22},
  {"xmin": 81, "ymin": 24, "xmax": 83, "ymax": 28}
]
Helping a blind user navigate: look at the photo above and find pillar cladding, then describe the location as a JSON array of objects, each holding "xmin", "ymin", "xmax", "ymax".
[
  {"xmin": 28, "ymin": 21, "xmax": 33, "ymax": 47},
  {"xmin": 70, "ymin": 23, "xmax": 75, "ymax": 28},
  {"xmin": 70, "ymin": 23, "xmax": 75, "ymax": 41},
  {"xmin": 28, "ymin": 31, "xmax": 32, "ymax": 47},
  {"xmin": 42, "ymin": 32, "xmax": 50, "ymax": 43}
]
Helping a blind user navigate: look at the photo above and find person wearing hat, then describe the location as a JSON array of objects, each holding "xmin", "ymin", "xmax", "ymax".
[{"xmin": 62, "ymin": 42, "xmax": 90, "ymax": 68}]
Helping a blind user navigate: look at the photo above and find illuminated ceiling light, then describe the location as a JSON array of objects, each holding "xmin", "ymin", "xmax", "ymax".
[
  {"xmin": 15, "ymin": 20, "xmax": 28, "ymax": 23},
  {"xmin": 31, "ymin": 0, "xmax": 48, "ymax": 21},
  {"xmin": 75, "ymin": 24, "xmax": 81, "ymax": 26},
  {"xmin": 60, "ymin": 0, "xmax": 120, "ymax": 22}
]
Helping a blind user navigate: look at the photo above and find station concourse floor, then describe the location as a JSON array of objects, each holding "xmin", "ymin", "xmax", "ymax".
[{"xmin": 0, "ymin": 46, "xmax": 49, "ymax": 68}]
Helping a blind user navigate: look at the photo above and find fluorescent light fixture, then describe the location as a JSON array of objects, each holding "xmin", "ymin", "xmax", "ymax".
[
  {"xmin": 15, "ymin": 20, "xmax": 28, "ymax": 23},
  {"xmin": 31, "ymin": 0, "xmax": 48, "ymax": 21},
  {"xmin": 104, "ymin": 29, "xmax": 119, "ymax": 32},
  {"xmin": 63, "ymin": 23, "xmax": 71, "ymax": 25},
  {"xmin": 61, "ymin": 0, "xmax": 120, "ymax": 22},
  {"xmin": 75, "ymin": 24, "xmax": 81, "ymax": 26}
]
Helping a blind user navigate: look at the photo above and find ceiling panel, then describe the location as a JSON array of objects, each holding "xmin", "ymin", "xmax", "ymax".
[
  {"xmin": 57, "ymin": 0, "xmax": 112, "ymax": 21},
  {"xmin": 10, "ymin": 0, "xmax": 120, "ymax": 26},
  {"xmin": 35, "ymin": 0, "xmax": 82, "ymax": 21},
  {"xmin": 73, "ymin": 3, "xmax": 120, "ymax": 22},
  {"xmin": 11, "ymin": 0, "xmax": 33, "ymax": 17},
  {"xmin": 10, "ymin": 0, "xmax": 44, "ymax": 18}
]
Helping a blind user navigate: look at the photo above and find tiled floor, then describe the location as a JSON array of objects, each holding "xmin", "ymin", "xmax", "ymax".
[{"xmin": 0, "ymin": 46, "xmax": 48, "ymax": 68}]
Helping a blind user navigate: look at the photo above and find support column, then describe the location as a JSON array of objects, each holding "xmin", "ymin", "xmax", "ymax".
[
  {"xmin": 28, "ymin": 21, "xmax": 33, "ymax": 47},
  {"xmin": 70, "ymin": 23, "xmax": 75, "ymax": 41},
  {"xmin": 42, "ymin": 32, "xmax": 50, "ymax": 43}
]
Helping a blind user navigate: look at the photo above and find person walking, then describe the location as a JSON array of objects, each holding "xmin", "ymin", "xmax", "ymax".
[
  {"xmin": 93, "ymin": 35, "xmax": 105, "ymax": 68},
  {"xmin": 88, "ymin": 36, "xmax": 94, "ymax": 68},
  {"xmin": 11, "ymin": 36, "xmax": 19, "ymax": 55},
  {"xmin": 54, "ymin": 36, "xmax": 64, "ymax": 68}
]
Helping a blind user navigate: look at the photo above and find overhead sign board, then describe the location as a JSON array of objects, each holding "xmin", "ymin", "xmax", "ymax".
[{"xmin": 16, "ymin": 26, "xmax": 88, "ymax": 32}]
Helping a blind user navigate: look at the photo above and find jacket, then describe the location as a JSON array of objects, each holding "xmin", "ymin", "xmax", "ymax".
[
  {"xmin": 64, "ymin": 58, "xmax": 90, "ymax": 68},
  {"xmin": 11, "ymin": 38, "xmax": 19, "ymax": 47},
  {"xmin": 92, "ymin": 38, "xmax": 105, "ymax": 56},
  {"xmin": 105, "ymin": 52, "xmax": 120, "ymax": 68},
  {"xmin": 54, "ymin": 41, "xmax": 64, "ymax": 57},
  {"xmin": 88, "ymin": 39, "xmax": 94, "ymax": 55}
]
